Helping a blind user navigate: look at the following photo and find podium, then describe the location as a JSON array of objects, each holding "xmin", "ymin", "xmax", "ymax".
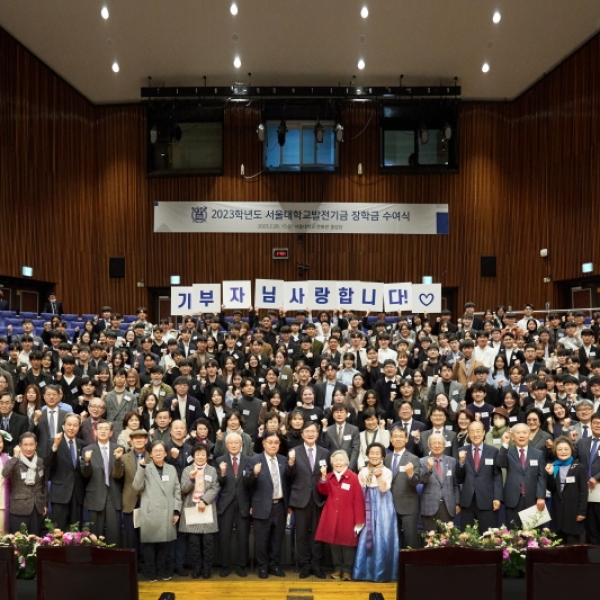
[
  {"xmin": 0, "ymin": 546, "xmax": 17, "ymax": 600},
  {"xmin": 397, "ymin": 547, "xmax": 503, "ymax": 600},
  {"xmin": 526, "ymin": 545, "xmax": 600, "ymax": 600},
  {"xmin": 37, "ymin": 547, "xmax": 137, "ymax": 600}
]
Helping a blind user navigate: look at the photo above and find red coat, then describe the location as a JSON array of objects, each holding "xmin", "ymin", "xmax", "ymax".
[{"xmin": 315, "ymin": 469, "xmax": 365, "ymax": 547}]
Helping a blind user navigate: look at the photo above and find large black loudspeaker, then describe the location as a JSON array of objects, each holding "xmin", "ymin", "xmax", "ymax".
[
  {"xmin": 109, "ymin": 257, "xmax": 125, "ymax": 278},
  {"xmin": 481, "ymin": 256, "xmax": 497, "ymax": 277}
]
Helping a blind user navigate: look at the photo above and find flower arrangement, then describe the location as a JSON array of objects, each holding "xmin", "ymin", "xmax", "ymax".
[
  {"xmin": 0, "ymin": 523, "xmax": 40, "ymax": 580},
  {"xmin": 38, "ymin": 520, "xmax": 115, "ymax": 548},
  {"xmin": 0, "ymin": 521, "xmax": 115, "ymax": 579},
  {"xmin": 423, "ymin": 522, "xmax": 561, "ymax": 577}
]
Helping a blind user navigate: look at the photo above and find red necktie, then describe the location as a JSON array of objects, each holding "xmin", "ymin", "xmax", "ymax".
[
  {"xmin": 474, "ymin": 446, "xmax": 480, "ymax": 471},
  {"xmin": 232, "ymin": 455, "xmax": 239, "ymax": 477},
  {"xmin": 436, "ymin": 458, "xmax": 442, "ymax": 478}
]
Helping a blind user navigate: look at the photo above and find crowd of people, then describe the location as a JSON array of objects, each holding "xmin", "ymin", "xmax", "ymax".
[{"xmin": 1, "ymin": 301, "xmax": 600, "ymax": 582}]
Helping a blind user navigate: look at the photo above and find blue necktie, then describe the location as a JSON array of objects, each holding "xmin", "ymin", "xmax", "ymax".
[
  {"xmin": 392, "ymin": 453, "xmax": 400, "ymax": 476},
  {"xmin": 589, "ymin": 438, "xmax": 599, "ymax": 479},
  {"xmin": 69, "ymin": 439, "xmax": 77, "ymax": 468}
]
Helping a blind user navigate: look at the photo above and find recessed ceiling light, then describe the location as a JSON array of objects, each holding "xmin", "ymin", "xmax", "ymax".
[
  {"xmin": 358, "ymin": 59, "xmax": 365, "ymax": 70},
  {"xmin": 233, "ymin": 56, "xmax": 241, "ymax": 68},
  {"xmin": 230, "ymin": 2, "xmax": 238, "ymax": 15},
  {"xmin": 101, "ymin": 6, "xmax": 109, "ymax": 19},
  {"xmin": 482, "ymin": 62, "xmax": 490, "ymax": 73},
  {"xmin": 493, "ymin": 11, "xmax": 501, "ymax": 24},
  {"xmin": 361, "ymin": 6, "xmax": 369, "ymax": 18},
  {"xmin": 112, "ymin": 61, "xmax": 120, "ymax": 73}
]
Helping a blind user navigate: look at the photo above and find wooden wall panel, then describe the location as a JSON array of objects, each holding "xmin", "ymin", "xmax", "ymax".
[{"xmin": 2, "ymin": 23, "xmax": 600, "ymax": 318}]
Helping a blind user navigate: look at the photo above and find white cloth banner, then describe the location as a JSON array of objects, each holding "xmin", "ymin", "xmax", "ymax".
[
  {"xmin": 171, "ymin": 281, "xmax": 441, "ymax": 315},
  {"xmin": 154, "ymin": 201, "xmax": 449, "ymax": 235}
]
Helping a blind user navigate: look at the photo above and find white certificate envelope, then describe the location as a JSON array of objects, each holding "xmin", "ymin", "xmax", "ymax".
[
  {"xmin": 184, "ymin": 503, "xmax": 214, "ymax": 525},
  {"xmin": 518, "ymin": 504, "xmax": 551, "ymax": 529},
  {"xmin": 588, "ymin": 485, "xmax": 600, "ymax": 503}
]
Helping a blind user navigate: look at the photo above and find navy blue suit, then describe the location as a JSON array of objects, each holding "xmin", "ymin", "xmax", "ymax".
[{"xmin": 457, "ymin": 443, "xmax": 503, "ymax": 531}]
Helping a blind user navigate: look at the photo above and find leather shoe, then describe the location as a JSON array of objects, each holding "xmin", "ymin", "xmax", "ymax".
[
  {"xmin": 258, "ymin": 570, "xmax": 268, "ymax": 579},
  {"xmin": 330, "ymin": 571, "xmax": 341, "ymax": 581},
  {"xmin": 191, "ymin": 568, "xmax": 201, "ymax": 580},
  {"xmin": 268, "ymin": 567, "xmax": 286, "ymax": 577},
  {"xmin": 312, "ymin": 568, "xmax": 326, "ymax": 579},
  {"xmin": 175, "ymin": 567, "xmax": 188, "ymax": 577},
  {"xmin": 299, "ymin": 567, "xmax": 312, "ymax": 579},
  {"xmin": 235, "ymin": 566, "xmax": 247, "ymax": 577},
  {"xmin": 341, "ymin": 572, "xmax": 352, "ymax": 581},
  {"xmin": 202, "ymin": 572, "xmax": 211, "ymax": 579},
  {"xmin": 220, "ymin": 567, "xmax": 232, "ymax": 577}
]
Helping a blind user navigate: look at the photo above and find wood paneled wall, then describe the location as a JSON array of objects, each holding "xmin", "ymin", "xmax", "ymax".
[{"xmin": 1, "ymin": 24, "xmax": 600, "ymax": 318}]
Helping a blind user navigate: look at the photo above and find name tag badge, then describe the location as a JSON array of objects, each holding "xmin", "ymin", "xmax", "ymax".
[
  {"xmin": 281, "ymin": 375, "xmax": 288, "ymax": 380},
  {"xmin": 310, "ymin": 414, "xmax": 318, "ymax": 420},
  {"xmin": 591, "ymin": 352, "xmax": 596, "ymax": 357},
  {"xmin": 39, "ymin": 381, "xmax": 46, "ymax": 388},
  {"xmin": 485, "ymin": 458, "xmax": 494, "ymax": 465},
  {"xmin": 414, "ymin": 409, "xmax": 421, "ymax": 415},
  {"xmin": 71, "ymin": 387, "xmax": 79, "ymax": 394},
  {"xmin": 204, "ymin": 474, "xmax": 213, "ymax": 482},
  {"xmin": 189, "ymin": 405, "xmax": 195, "ymax": 411},
  {"xmin": 542, "ymin": 407, "xmax": 550, "ymax": 413},
  {"xmin": 242, "ymin": 410, "xmax": 250, "ymax": 415},
  {"xmin": 124, "ymin": 395, "xmax": 131, "ymax": 402},
  {"xmin": 398, "ymin": 465, "xmax": 406, "ymax": 473},
  {"xmin": 445, "ymin": 441, "xmax": 451, "ymax": 447},
  {"xmin": 161, "ymin": 475, "xmax": 170, "ymax": 482},
  {"xmin": 481, "ymin": 412, "xmax": 489, "ymax": 418},
  {"xmin": 258, "ymin": 378, "xmax": 265, "ymax": 383},
  {"xmin": 233, "ymin": 354, "xmax": 239, "ymax": 359},
  {"xmin": 319, "ymin": 460, "xmax": 327, "ymax": 466},
  {"xmin": 160, "ymin": 391, "xmax": 166, "ymax": 396},
  {"xmin": 341, "ymin": 483, "xmax": 351, "ymax": 491},
  {"xmin": 187, "ymin": 456, "xmax": 193, "ymax": 463},
  {"xmin": 446, "ymin": 470, "xmax": 452, "ymax": 477},
  {"xmin": 530, "ymin": 459, "xmax": 539, "ymax": 466},
  {"xmin": 21, "ymin": 472, "xmax": 27, "ymax": 479},
  {"xmin": 452, "ymin": 390, "xmax": 458, "ymax": 395},
  {"xmin": 445, "ymin": 425, "xmax": 453, "ymax": 430},
  {"xmin": 343, "ymin": 434, "xmax": 352, "ymax": 441},
  {"xmin": 390, "ymin": 384, "xmax": 396, "ymax": 389},
  {"xmin": 566, "ymin": 476, "xmax": 575, "ymax": 484},
  {"xmin": 493, "ymin": 438, "xmax": 500, "ymax": 444},
  {"xmin": 509, "ymin": 416, "xmax": 518, "ymax": 422}
]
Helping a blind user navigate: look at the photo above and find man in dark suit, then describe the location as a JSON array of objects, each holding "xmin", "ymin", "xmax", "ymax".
[
  {"xmin": 575, "ymin": 412, "xmax": 600, "ymax": 544},
  {"xmin": 416, "ymin": 407, "xmax": 458, "ymax": 459},
  {"xmin": 0, "ymin": 393, "xmax": 29, "ymax": 455},
  {"xmin": 163, "ymin": 377, "xmax": 203, "ymax": 431},
  {"xmin": 385, "ymin": 426, "xmax": 421, "ymax": 548},
  {"xmin": 80, "ymin": 419, "xmax": 125, "ymax": 546},
  {"xmin": 495, "ymin": 423, "xmax": 547, "ymax": 528},
  {"xmin": 1, "ymin": 431, "xmax": 46, "ymax": 535},
  {"xmin": 374, "ymin": 360, "xmax": 400, "ymax": 414},
  {"xmin": 457, "ymin": 420, "xmax": 503, "ymax": 532},
  {"xmin": 45, "ymin": 413, "xmax": 86, "ymax": 530},
  {"xmin": 244, "ymin": 432, "xmax": 290, "ymax": 579},
  {"xmin": 286, "ymin": 421, "xmax": 330, "ymax": 578},
  {"xmin": 314, "ymin": 362, "xmax": 347, "ymax": 410},
  {"xmin": 216, "ymin": 432, "xmax": 252, "ymax": 577},
  {"xmin": 322, "ymin": 404, "xmax": 360, "ymax": 472},
  {"xmin": 391, "ymin": 401, "xmax": 427, "ymax": 456},
  {"xmin": 31, "ymin": 384, "xmax": 70, "ymax": 459},
  {"xmin": 42, "ymin": 293, "xmax": 63, "ymax": 316}
]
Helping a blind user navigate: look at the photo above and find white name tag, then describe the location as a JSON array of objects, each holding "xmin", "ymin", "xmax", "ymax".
[
  {"xmin": 161, "ymin": 475, "xmax": 170, "ymax": 482},
  {"xmin": 509, "ymin": 416, "xmax": 518, "ymax": 422},
  {"xmin": 125, "ymin": 395, "xmax": 131, "ymax": 402},
  {"xmin": 414, "ymin": 409, "xmax": 421, "ymax": 415},
  {"xmin": 542, "ymin": 407, "xmax": 550, "ymax": 413},
  {"xmin": 341, "ymin": 483, "xmax": 351, "ymax": 490},
  {"xmin": 71, "ymin": 387, "xmax": 78, "ymax": 394},
  {"xmin": 319, "ymin": 460, "xmax": 327, "ymax": 466},
  {"xmin": 591, "ymin": 352, "xmax": 596, "ymax": 357},
  {"xmin": 243, "ymin": 410, "xmax": 250, "ymax": 415},
  {"xmin": 39, "ymin": 381, "xmax": 46, "ymax": 387},
  {"xmin": 258, "ymin": 378, "xmax": 265, "ymax": 383},
  {"xmin": 446, "ymin": 470, "xmax": 452, "ymax": 476},
  {"xmin": 234, "ymin": 354, "xmax": 239, "ymax": 359},
  {"xmin": 485, "ymin": 458, "xmax": 494, "ymax": 465},
  {"xmin": 390, "ymin": 384, "xmax": 396, "ymax": 389},
  {"xmin": 310, "ymin": 414, "xmax": 317, "ymax": 420},
  {"xmin": 281, "ymin": 375, "xmax": 288, "ymax": 380},
  {"xmin": 398, "ymin": 465, "xmax": 406, "ymax": 472},
  {"xmin": 189, "ymin": 405, "xmax": 195, "ymax": 411},
  {"xmin": 187, "ymin": 456, "xmax": 193, "ymax": 463},
  {"xmin": 445, "ymin": 441, "xmax": 451, "ymax": 448},
  {"xmin": 160, "ymin": 391, "xmax": 166, "ymax": 396},
  {"xmin": 530, "ymin": 459, "xmax": 538, "ymax": 466},
  {"xmin": 205, "ymin": 474, "xmax": 213, "ymax": 482},
  {"xmin": 343, "ymin": 434, "xmax": 352, "ymax": 441},
  {"xmin": 452, "ymin": 390, "xmax": 458, "ymax": 395},
  {"xmin": 21, "ymin": 472, "xmax": 27, "ymax": 479},
  {"xmin": 493, "ymin": 438, "xmax": 500, "ymax": 444},
  {"xmin": 445, "ymin": 425, "xmax": 453, "ymax": 430},
  {"xmin": 566, "ymin": 476, "xmax": 575, "ymax": 484},
  {"xmin": 481, "ymin": 412, "xmax": 489, "ymax": 418}
]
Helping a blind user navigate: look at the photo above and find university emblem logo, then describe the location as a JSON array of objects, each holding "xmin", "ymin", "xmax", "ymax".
[{"xmin": 191, "ymin": 206, "xmax": 207, "ymax": 223}]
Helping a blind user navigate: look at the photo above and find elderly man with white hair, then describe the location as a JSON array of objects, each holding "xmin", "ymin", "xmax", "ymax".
[{"xmin": 419, "ymin": 433, "xmax": 460, "ymax": 532}]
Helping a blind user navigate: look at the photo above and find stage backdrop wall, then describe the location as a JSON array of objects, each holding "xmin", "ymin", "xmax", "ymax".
[{"xmin": 1, "ymin": 24, "xmax": 600, "ymax": 317}]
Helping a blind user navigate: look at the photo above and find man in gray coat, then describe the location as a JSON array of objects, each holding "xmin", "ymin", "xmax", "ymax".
[{"xmin": 384, "ymin": 426, "xmax": 421, "ymax": 548}]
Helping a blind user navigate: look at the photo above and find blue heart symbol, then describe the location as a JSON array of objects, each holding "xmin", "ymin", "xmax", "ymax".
[{"xmin": 419, "ymin": 293, "xmax": 434, "ymax": 306}]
